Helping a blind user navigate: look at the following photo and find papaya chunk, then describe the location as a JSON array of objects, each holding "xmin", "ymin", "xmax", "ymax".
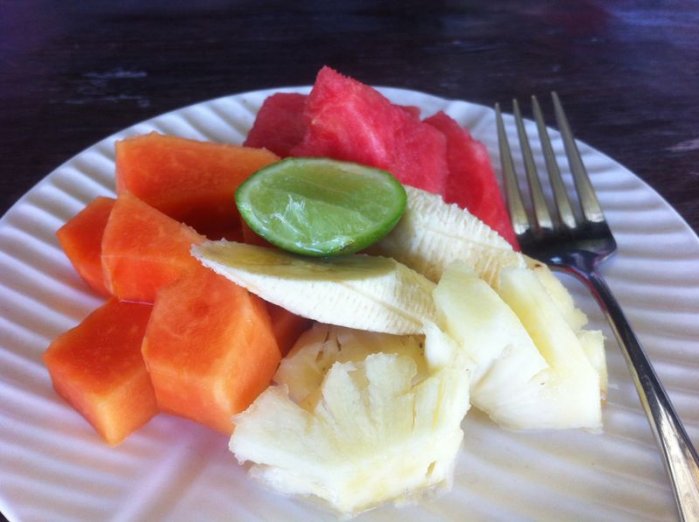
[
  {"xmin": 101, "ymin": 193, "xmax": 204, "ymax": 303},
  {"xmin": 56, "ymin": 196, "xmax": 115, "ymax": 296},
  {"xmin": 141, "ymin": 266, "xmax": 281, "ymax": 434},
  {"xmin": 267, "ymin": 303, "xmax": 312, "ymax": 356},
  {"xmin": 115, "ymin": 133, "xmax": 279, "ymax": 239},
  {"xmin": 43, "ymin": 298, "xmax": 156, "ymax": 446}
]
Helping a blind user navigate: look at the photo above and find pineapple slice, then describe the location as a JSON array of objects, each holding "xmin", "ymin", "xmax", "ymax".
[
  {"xmin": 526, "ymin": 258, "xmax": 608, "ymax": 397},
  {"xmin": 275, "ymin": 322, "xmax": 428, "ymax": 406},
  {"xmin": 229, "ymin": 322, "xmax": 471, "ymax": 517},
  {"xmin": 434, "ymin": 262, "xmax": 605, "ymax": 431},
  {"xmin": 526, "ymin": 257, "xmax": 588, "ymax": 332}
]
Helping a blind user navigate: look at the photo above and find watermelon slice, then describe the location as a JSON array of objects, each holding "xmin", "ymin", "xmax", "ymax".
[
  {"xmin": 291, "ymin": 66, "xmax": 449, "ymax": 195},
  {"xmin": 243, "ymin": 67, "xmax": 517, "ymax": 248},
  {"xmin": 244, "ymin": 92, "xmax": 308, "ymax": 157},
  {"xmin": 244, "ymin": 91, "xmax": 421, "ymax": 159},
  {"xmin": 424, "ymin": 111, "xmax": 518, "ymax": 247}
]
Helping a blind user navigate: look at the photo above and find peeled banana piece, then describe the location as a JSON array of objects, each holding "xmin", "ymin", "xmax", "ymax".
[
  {"xmin": 192, "ymin": 240, "xmax": 437, "ymax": 335},
  {"xmin": 373, "ymin": 187, "xmax": 524, "ymax": 285}
]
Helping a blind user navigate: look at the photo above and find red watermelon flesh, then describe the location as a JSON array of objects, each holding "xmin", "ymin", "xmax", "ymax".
[
  {"xmin": 242, "ymin": 89, "xmax": 422, "ymax": 160},
  {"xmin": 243, "ymin": 67, "xmax": 517, "ymax": 248},
  {"xmin": 399, "ymin": 105, "xmax": 422, "ymax": 119},
  {"xmin": 244, "ymin": 93, "xmax": 308, "ymax": 157},
  {"xmin": 290, "ymin": 66, "xmax": 449, "ymax": 195},
  {"xmin": 424, "ymin": 111, "xmax": 518, "ymax": 248}
]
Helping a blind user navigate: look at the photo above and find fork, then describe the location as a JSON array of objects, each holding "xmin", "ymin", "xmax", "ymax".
[{"xmin": 495, "ymin": 93, "xmax": 699, "ymax": 521}]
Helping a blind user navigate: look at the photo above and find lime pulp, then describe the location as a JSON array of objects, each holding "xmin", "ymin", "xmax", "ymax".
[{"xmin": 235, "ymin": 158, "xmax": 407, "ymax": 256}]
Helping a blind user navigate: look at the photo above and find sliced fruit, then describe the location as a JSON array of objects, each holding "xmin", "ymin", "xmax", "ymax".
[
  {"xmin": 242, "ymin": 92, "xmax": 423, "ymax": 158},
  {"xmin": 274, "ymin": 322, "xmax": 429, "ymax": 406},
  {"xmin": 424, "ymin": 111, "xmax": 518, "ymax": 248},
  {"xmin": 229, "ymin": 323, "xmax": 471, "ymax": 517},
  {"xmin": 433, "ymin": 262, "xmax": 604, "ymax": 430},
  {"xmin": 192, "ymin": 240, "xmax": 437, "ymax": 335},
  {"xmin": 141, "ymin": 266, "xmax": 281, "ymax": 434},
  {"xmin": 290, "ymin": 66, "xmax": 449, "ymax": 195},
  {"xmin": 266, "ymin": 303, "xmax": 312, "ymax": 357},
  {"xmin": 56, "ymin": 196, "xmax": 115, "ymax": 296},
  {"xmin": 236, "ymin": 157, "xmax": 407, "ymax": 256},
  {"xmin": 43, "ymin": 298, "xmax": 156, "ymax": 446},
  {"xmin": 240, "ymin": 218, "xmax": 274, "ymax": 248},
  {"xmin": 101, "ymin": 193, "xmax": 205, "ymax": 303},
  {"xmin": 578, "ymin": 329, "xmax": 608, "ymax": 398},
  {"xmin": 244, "ymin": 69, "xmax": 519, "ymax": 255},
  {"xmin": 498, "ymin": 265, "xmax": 605, "ymax": 408},
  {"xmin": 526, "ymin": 257, "xmax": 588, "ymax": 331},
  {"xmin": 115, "ymin": 132, "xmax": 279, "ymax": 239},
  {"xmin": 508, "ymin": 259, "xmax": 607, "ymax": 395},
  {"xmin": 244, "ymin": 92, "xmax": 308, "ymax": 156},
  {"xmin": 372, "ymin": 186, "xmax": 524, "ymax": 285}
]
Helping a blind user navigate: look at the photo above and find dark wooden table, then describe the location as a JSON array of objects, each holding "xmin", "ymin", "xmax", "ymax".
[
  {"xmin": 1, "ymin": 2, "xmax": 698, "ymax": 521},
  {"xmin": 2, "ymin": 1, "xmax": 699, "ymax": 235}
]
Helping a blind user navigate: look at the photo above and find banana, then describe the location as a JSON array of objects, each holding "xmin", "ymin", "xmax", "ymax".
[
  {"xmin": 372, "ymin": 187, "xmax": 524, "ymax": 285},
  {"xmin": 192, "ymin": 241, "xmax": 437, "ymax": 335}
]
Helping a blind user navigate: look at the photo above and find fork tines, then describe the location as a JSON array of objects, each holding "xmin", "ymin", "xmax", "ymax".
[{"xmin": 495, "ymin": 93, "xmax": 605, "ymax": 242}]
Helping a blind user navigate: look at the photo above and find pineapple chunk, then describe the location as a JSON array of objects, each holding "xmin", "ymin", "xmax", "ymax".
[
  {"xmin": 434, "ymin": 262, "xmax": 605, "ymax": 431},
  {"xmin": 577, "ymin": 329, "xmax": 607, "ymax": 398},
  {"xmin": 229, "ymin": 323, "xmax": 471, "ymax": 517},
  {"xmin": 275, "ymin": 322, "xmax": 428, "ymax": 406},
  {"xmin": 526, "ymin": 259, "xmax": 608, "ymax": 397},
  {"xmin": 526, "ymin": 257, "xmax": 588, "ymax": 331}
]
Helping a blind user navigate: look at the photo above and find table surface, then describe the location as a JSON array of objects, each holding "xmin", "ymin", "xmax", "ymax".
[
  {"xmin": 2, "ymin": 1, "xmax": 699, "ymax": 235},
  {"xmin": 1, "ymin": 2, "xmax": 698, "ymax": 521}
]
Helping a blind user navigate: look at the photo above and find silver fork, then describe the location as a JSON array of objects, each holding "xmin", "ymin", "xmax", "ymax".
[{"xmin": 495, "ymin": 93, "xmax": 699, "ymax": 521}]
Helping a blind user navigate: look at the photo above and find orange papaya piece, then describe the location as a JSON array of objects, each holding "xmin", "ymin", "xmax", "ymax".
[
  {"xmin": 43, "ymin": 298, "xmax": 156, "ymax": 446},
  {"xmin": 56, "ymin": 197, "xmax": 115, "ymax": 296},
  {"xmin": 266, "ymin": 303, "xmax": 312, "ymax": 356},
  {"xmin": 101, "ymin": 193, "xmax": 205, "ymax": 303},
  {"xmin": 115, "ymin": 133, "xmax": 279, "ymax": 239},
  {"xmin": 141, "ymin": 266, "xmax": 281, "ymax": 434}
]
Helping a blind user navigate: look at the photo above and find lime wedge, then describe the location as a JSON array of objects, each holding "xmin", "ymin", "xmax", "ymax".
[{"xmin": 235, "ymin": 158, "xmax": 407, "ymax": 256}]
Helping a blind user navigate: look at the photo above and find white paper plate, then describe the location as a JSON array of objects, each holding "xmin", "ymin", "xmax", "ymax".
[{"xmin": 1, "ymin": 86, "xmax": 698, "ymax": 522}]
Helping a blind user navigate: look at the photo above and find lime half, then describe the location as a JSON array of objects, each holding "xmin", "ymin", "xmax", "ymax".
[{"xmin": 235, "ymin": 158, "xmax": 407, "ymax": 256}]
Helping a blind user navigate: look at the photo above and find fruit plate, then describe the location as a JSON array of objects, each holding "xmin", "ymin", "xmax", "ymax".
[{"xmin": 1, "ymin": 86, "xmax": 698, "ymax": 522}]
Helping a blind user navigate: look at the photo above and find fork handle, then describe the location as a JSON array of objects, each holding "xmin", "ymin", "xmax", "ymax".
[{"xmin": 583, "ymin": 268, "xmax": 699, "ymax": 522}]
